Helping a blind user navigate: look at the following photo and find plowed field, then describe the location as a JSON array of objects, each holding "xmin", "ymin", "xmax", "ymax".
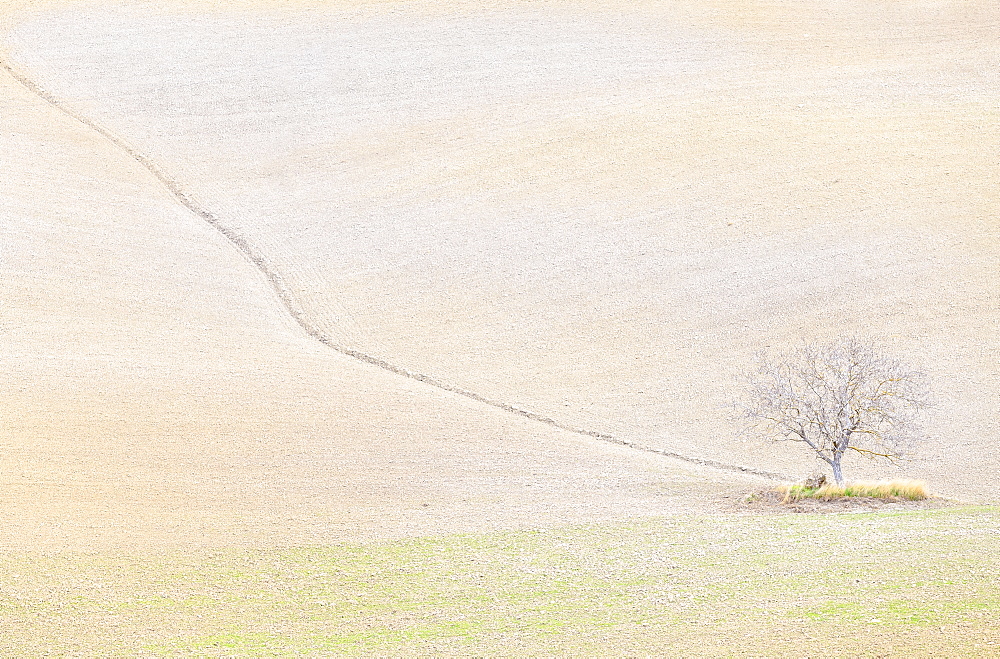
[{"xmin": 2, "ymin": 0, "xmax": 998, "ymax": 653}]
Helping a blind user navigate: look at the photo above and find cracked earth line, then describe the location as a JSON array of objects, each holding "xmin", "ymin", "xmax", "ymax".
[{"xmin": 0, "ymin": 56, "xmax": 787, "ymax": 482}]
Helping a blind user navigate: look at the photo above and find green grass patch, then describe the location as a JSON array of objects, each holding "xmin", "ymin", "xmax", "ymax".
[
  {"xmin": 780, "ymin": 478, "xmax": 930, "ymax": 501},
  {"xmin": 1, "ymin": 506, "xmax": 998, "ymax": 655}
]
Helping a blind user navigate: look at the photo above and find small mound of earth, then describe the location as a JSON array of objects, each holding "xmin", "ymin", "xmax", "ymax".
[{"xmin": 737, "ymin": 489, "xmax": 958, "ymax": 514}]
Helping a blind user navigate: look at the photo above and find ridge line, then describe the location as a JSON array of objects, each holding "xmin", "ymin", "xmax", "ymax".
[{"xmin": 0, "ymin": 55, "xmax": 787, "ymax": 483}]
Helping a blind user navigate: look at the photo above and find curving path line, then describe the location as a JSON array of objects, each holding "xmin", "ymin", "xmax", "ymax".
[{"xmin": 1, "ymin": 55, "xmax": 789, "ymax": 482}]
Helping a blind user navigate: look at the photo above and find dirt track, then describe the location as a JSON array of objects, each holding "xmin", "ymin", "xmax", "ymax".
[{"xmin": 1, "ymin": 0, "xmax": 998, "ymax": 551}]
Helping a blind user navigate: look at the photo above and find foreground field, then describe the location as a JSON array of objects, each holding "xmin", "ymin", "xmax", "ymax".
[{"xmin": 3, "ymin": 507, "xmax": 998, "ymax": 655}]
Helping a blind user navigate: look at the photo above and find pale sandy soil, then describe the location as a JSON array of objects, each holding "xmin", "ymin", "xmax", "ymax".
[
  {"xmin": 1, "ymin": 0, "xmax": 998, "ymax": 553},
  {"xmin": 0, "ymin": 16, "xmax": 763, "ymax": 552}
]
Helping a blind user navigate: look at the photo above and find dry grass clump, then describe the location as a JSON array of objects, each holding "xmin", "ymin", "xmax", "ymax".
[{"xmin": 779, "ymin": 479, "xmax": 929, "ymax": 502}]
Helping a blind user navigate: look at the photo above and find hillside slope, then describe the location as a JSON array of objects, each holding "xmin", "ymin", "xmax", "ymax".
[
  {"xmin": 0, "ymin": 28, "xmax": 763, "ymax": 551},
  {"xmin": 2, "ymin": 0, "xmax": 998, "ymax": 506}
]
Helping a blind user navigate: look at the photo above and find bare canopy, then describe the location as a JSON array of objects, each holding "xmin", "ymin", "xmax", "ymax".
[{"xmin": 742, "ymin": 337, "xmax": 930, "ymax": 485}]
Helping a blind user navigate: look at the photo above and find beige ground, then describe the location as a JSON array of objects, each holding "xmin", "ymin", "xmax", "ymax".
[
  {"xmin": 0, "ymin": 3, "xmax": 767, "ymax": 552},
  {"xmin": 1, "ymin": 0, "xmax": 998, "ymax": 553}
]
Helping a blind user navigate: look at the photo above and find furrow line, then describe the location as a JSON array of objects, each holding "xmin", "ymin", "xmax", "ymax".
[{"xmin": 1, "ymin": 55, "xmax": 788, "ymax": 483}]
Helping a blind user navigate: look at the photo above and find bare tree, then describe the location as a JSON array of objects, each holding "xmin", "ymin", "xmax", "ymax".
[{"xmin": 742, "ymin": 337, "xmax": 930, "ymax": 484}]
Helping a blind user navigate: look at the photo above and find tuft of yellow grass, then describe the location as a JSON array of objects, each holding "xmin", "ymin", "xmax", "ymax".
[{"xmin": 779, "ymin": 479, "xmax": 929, "ymax": 502}]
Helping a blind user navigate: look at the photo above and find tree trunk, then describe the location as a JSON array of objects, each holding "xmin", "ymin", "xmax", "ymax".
[{"xmin": 831, "ymin": 460, "xmax": 844, "ymax": 485}]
